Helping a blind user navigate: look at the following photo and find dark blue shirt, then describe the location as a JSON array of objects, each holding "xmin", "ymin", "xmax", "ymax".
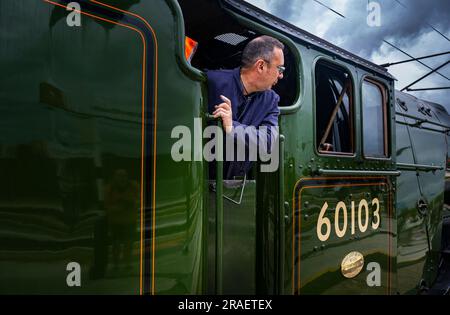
[{"xmin": 206, "ymin": 67, "xmax": 280, "ymax": 179}]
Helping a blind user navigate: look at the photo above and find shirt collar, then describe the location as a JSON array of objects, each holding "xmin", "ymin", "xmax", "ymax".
[
  {"xmin": 233, "ymin": 67, "xmax": 259, "ymax": 100},
  {"xmin": 232, "ymin": 67, "xmax": 245, "ymax": 98}
]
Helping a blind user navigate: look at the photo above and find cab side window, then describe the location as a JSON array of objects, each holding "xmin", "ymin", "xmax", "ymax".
[
  {"xmin": 315, "ymin": 61, "xmax": 354, "ymax": 154},
  {"xmin": 362, "ymin": 79, "xmax": 388, "ymax": 158}
]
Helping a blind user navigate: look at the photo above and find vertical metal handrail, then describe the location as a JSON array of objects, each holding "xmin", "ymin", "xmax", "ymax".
[
  {"xmin": 215, "ymin": 119, "xmax": 223, "ymax": 295},
  {"xmin": 278, "ymin": 134, "xmax": 285, "ymax": 294},
  {"xmin": 206, "ymin": 114, "xmax": 224, "ymax": 295}
]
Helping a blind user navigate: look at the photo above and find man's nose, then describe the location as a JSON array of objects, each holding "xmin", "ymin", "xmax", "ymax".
[{"xmin": 278, "ymin": 72, "xmax": 284, "ymax": 80}]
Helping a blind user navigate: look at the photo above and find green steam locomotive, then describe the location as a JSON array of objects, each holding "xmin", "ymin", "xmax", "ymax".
[{"xmin": 0, "ymin": 0, "xmax": 448, "ymax": 295}]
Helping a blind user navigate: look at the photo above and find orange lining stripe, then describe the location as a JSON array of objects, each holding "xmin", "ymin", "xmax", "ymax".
[
  {"xmin": 292, "ymin": 179, "xmax": 390, "ymax": 294},
  {"xmin": 89, "ymin": 0, "xmax": 159, "ymax": 295},
  {"xmin": 43, "ymin": 0, "xmax": 149, "ymax": 295}
]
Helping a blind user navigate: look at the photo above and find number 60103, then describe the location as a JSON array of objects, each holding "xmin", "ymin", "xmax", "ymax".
[{"xmin": 316, "ymin": 198, "xmax": 380, "ymax": 242}]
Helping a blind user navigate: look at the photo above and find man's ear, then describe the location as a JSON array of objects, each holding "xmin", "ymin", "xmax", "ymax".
[{"xmin": 255, "ymin": 59, "xmax": 265, "ymax": 72}]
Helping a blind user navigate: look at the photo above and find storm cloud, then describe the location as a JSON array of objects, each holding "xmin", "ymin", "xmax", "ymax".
[
  {"xmin": 324, "ymin": 0, "xmax": 449, "ymax": 56},
  {"xmin": 264, "ymin": 0, "xmax": 306, "ymax": 23},
  {"xmin": 246, "ymin": 0, "xmax": 450, "ymax": 110}
]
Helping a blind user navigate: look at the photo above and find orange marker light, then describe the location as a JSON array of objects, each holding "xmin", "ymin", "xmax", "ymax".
[{"xmin": 185, "ymin": 36, "xmax": 198, "ymax": 63}]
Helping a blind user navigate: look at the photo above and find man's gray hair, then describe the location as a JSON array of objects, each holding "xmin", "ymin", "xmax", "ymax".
[{"xmin": 241, "ymin": 35, "xmax": 284, "ymax": 69}]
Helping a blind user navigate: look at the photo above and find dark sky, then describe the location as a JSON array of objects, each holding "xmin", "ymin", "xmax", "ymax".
[{"xmin": 246, "ymin": 0, "xmax": 450, "ymax": 111}]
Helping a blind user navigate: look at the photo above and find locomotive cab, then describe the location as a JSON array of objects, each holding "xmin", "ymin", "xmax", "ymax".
[
  {"xmin": 180, "ymin": 0, "xmax": 300, "ymax": 108},
  {"xmin": 180, "ymin": 0, "xmax": 301, "ymax": 294}
]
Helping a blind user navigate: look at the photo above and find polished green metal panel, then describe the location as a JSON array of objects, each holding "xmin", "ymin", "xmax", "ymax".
[
  {"xmin": 395, "ymin": 105, "xmax": 429, "ymax": 294},
  {"xmin": 274, "ymin": 41, "xmax": 397, "ymax": 294},
  {"xmin": 218, "ymin": 0, "xmax": 400, "ymax": 294},
  {"xmin": 395, "ymin": 92, "xmax": 447, "ymax": 293},
  {"xmin": 0, "ymin": 0, "xmax": 206, "ymax": 294},
  {"xmin": 208, "ymin": 180, "xmax": 257, "ymax": 294},
  {"xmin": 293, "ymin": 179, "xmax": 392, "ymax": 294},
  {"xmin": 132, "ymin": 0, "xmax": 206, "ymax": 295},
  {"xmin": 0, "ymin": 0, "xmax": 145, "ymax": 294}
]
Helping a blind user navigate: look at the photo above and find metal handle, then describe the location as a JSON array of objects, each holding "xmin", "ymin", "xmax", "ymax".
[
  {"xmin": 206, "ymin": 113, "xmax": 224, "ymax": 295},
  {"xmin": 215, "ymin": 119, "xmax": 224, "ymax": 295},
  {"xmin": 278, "ymin": 134, "xmax": 285, "ymax": 294},
  {"xmin": 318, "ymin": 169, "xmax": 401, "ymax": 176},
  {"xmin": 397, "ymin": 162, "xmax": 443, "ymax": 172},
  {"xmin": 224, "ymin": 177, "xmax": 246, "ymax": 204},
  {"xmin": 211, "ymin": 176, "xmax": 247, "ymax": 205}
]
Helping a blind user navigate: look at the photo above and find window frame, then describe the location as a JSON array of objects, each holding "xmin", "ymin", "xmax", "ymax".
[
  {"xmin": 313, "ymin": 57, "xmax": 356, "ymax": 158},
  {"xmin": 361, "ymin": 77, "xmax": 390, "ymax": 160}
]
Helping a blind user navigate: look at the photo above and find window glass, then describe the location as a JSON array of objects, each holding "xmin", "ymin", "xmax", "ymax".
[
  {"xmin": 315, "ymin": 61, "xmax": 354, "ymax": 154},
  {"xmin": 363, "ymin": 80, "xmax": 387, "ymax": 157}
]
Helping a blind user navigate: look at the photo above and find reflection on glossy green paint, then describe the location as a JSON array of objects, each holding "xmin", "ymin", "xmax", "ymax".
[
  {"xmin": 0, "ymin": 0, "xmax": 208, "ymax": 295},
  {"xmin": 208, "ymin": 180, "xmax": 257, "ymax": 294},
  {"xmin": 0, "ymin": 0, "xmax": 145, "ymax": 294}
]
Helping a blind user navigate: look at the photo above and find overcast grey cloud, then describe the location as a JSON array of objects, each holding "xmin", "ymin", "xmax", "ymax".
[
  {"xmin": 246, "ymin": 0, "xmax": 450, "ymax": 111},
  {"xmin": 264, "ymin": 0, "xmax": 306, "ymax": 22},
  {"xmin": 324, "ymin": 0, "xmax": 450, "ymax": 56}
]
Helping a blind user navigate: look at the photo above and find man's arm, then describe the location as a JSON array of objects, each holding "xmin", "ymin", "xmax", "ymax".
[
  {"xmin": 213, "ymin": 92, "xmax": 280, "ymax": 152},
  {"xmin": 231, "ymin": 95, "xmax": 280, "ymax": 152}
]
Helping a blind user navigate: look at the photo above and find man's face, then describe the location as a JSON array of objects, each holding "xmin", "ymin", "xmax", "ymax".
[{"xmin": 260, "ymin": 47, "xmax": 284, "ymax": 90}]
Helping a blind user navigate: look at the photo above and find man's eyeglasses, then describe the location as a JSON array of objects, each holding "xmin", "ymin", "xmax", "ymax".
[
  {"xmin": 276, "ymin": 65, "xmax": 286, "ymax": 74},
  {"xmin": 263, "ymin": 59, "xmax": 285, "ymax": 74}
]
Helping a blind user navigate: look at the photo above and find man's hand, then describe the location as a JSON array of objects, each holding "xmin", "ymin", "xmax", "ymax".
[{"xmin": 213, "ymin": 95, "xmax": 233, "ymax": 134}]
